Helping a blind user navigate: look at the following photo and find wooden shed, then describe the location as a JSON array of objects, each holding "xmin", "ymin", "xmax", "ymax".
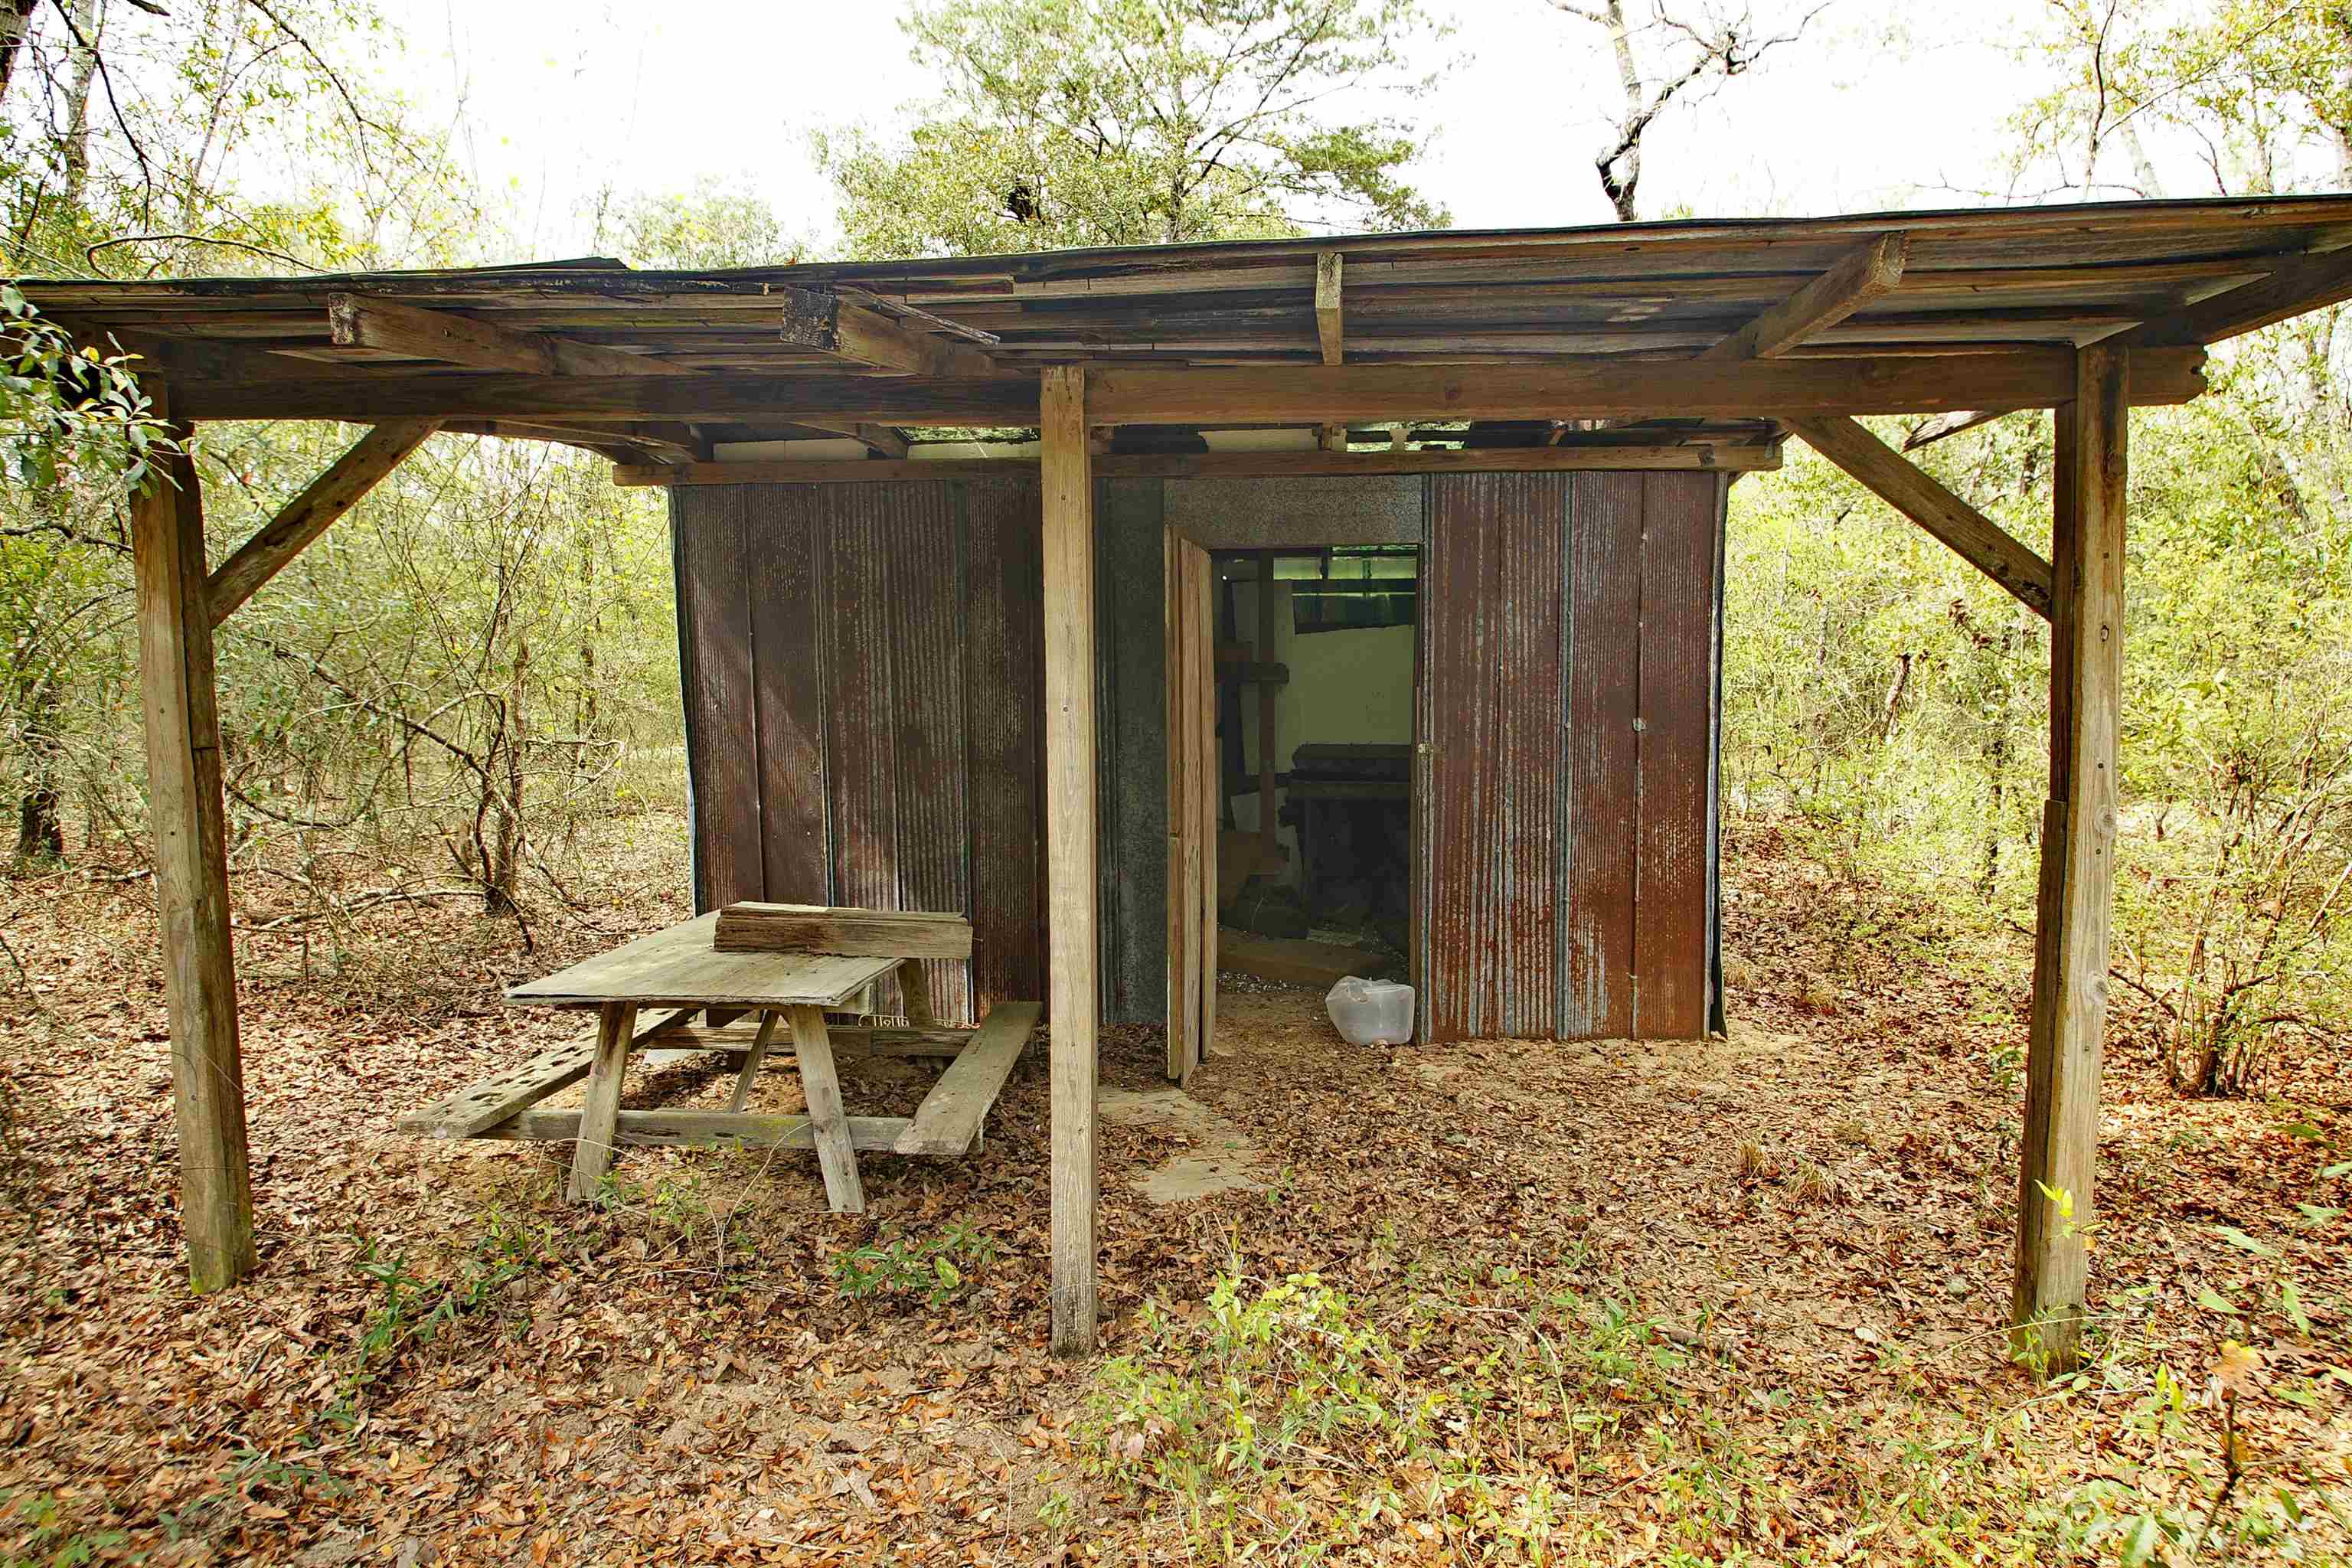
[{"xmin": 29, "ymin": 193, "xmax": 2352, "ymax": 1366}]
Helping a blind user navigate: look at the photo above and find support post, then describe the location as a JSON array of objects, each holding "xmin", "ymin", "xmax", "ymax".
[
  {"xmin": 1041, "ymin": 366, "xmax": 1099, "ymax": 1357},
  {"xmin": 2014, "ymin": 345, "xmax": 2127, "ymax": 1371},
  {"xmin": 130, "ymin": 396, "xmax": 256, "ymax": 1292}
]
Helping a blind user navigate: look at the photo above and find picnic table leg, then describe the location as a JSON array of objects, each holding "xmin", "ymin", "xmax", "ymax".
[
  {"xmin": 567, "ymin": 1000, "xmax": 639, "ymax": 1203},
  {"xmin": 727, "ymin": 1008, "xmax": 781, "ymax": 1113},
  {"xmin": 788, "ymin": 1004, "xmax": 865, "ymax": 1213},
  {"xmin": 898, "ymin": 959, "xmax": 935, "ymax": 1028}
]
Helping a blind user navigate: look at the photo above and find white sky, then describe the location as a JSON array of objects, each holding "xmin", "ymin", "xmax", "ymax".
[{"xmin": 397, "ymin": 0, "xmax": 2053, "ymax": 264}]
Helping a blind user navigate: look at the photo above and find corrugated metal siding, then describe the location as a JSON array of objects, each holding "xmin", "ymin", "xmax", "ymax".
[
  {"xmin": 1422, "ymin": 470, "xmax": 1722, "ymax": 1044},
  {"xmin": 671, "ymin": 479, "xmax": 1046, "ymax": 1027},
  {"xmin": 1563, "ymin": 473, "xmax": 1642, "ymax": 1038},
  {"xmin": 1632, "ymin": 473, "xmax": 1719, "ymax": 1037}
]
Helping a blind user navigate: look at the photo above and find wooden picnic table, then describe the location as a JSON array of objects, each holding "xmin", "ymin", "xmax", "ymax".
[{"xmin": 400, "ymin": 910, "xmax": 1039, "ymax": 1214}]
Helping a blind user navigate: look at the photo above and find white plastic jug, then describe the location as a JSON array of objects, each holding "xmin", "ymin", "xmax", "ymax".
[{"xmin": 1325, "ymin": 976, "xmax": 1414, "ymax": 1047}]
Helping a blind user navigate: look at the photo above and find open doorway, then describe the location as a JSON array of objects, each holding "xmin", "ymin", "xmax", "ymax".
[
  {"xmin": 1165, "ymin": 534, "xmax": 1419, "ymax": 1080},
  {"xmin": 1217, "ymin": 547, "xmax": 1419, "ymax": 967}
]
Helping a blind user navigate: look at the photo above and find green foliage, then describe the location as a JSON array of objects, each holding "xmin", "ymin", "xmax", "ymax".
[
  {"xmin": 831, "ymin": 1221, "xmax": 1001, "ymax": 1306},
  {"xmin": 603, "ymin": 176, "xmax": 803, "ymax": 270},
  {"xmin": 332, "ymin": 1207, "xmax": 554, "ymax": 1421},
  {"xmin": 0, "ymin": 1491, "xmax": 129, "ymax": 1568},
  {"xmin": 816, "ymin": 0, "xmax": 1450, "ymax": 256}
]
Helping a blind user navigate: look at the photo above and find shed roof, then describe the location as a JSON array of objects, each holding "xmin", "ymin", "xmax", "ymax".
[{"xmin": 23, "ymin": 194, "xmax": 2352, "ymax": 463}]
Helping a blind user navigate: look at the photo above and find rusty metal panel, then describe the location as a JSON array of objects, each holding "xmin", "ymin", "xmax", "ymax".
[
  {"xmin": 748, "ymin": 485, "xmax": 828, "ymax": 902},
  {"xmin": 1562, "ymin": 472, "xmax": 1642, "ymax": 1038},
  {"xmin": 672, "ymin": 485, "xmax": 762, "ymax": 910},
  {"xmin": 1418, "ymin": 474, "xmax": 1504, "ymax": 1042},
  {"xmin": 1419, "ymin": 473, "xmax": 1570, "ymax": 1041},
  {"xmin": 880, "ymin": 483, "xmax": 972, "ymax": 1027},
  {"xmin": 1632, "ymin": 472, "xmax": 1719, "ymax": 1039},
  {"xmin": 964, "ymin": 477, "xmax": 1047, "ymax": 1016},
  {"xmin": 1495, "ymin": 474, "xmax": 1567, "ymax": 1039}
]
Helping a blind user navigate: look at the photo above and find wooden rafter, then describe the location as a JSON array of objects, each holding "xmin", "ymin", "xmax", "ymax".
[
  {"xmin": 206, "ymin": 419, "xmax": 443, "ymax": 625},
  {"xmin": 778, "ymin": 287, "xmax": 1000, "ymax": 378},
  {"xmin": 1700, "ymin": 234, "xmax": 1908, "ymax": 361},
  {"xmin": 439, "ymin": 418, "xmax": 704, "ymax": 464},
  {"xmin": 1315, "ymin": 252, "xmax": 1344, "ymax": 365},
  {"xmin": 2115, "ymin": 243, "xmax": 2352, "ymax": 346},
  {"xmin": 611, "ymin": 442, "xmax": 1783, "ymax": 488},
  {"xmin": 1787, "ymin": 415, "xmax": 2053, "ymax": 618},
  {"xmin": 328, "ymin": 295, "xmax": 694, "ymax": 378}
]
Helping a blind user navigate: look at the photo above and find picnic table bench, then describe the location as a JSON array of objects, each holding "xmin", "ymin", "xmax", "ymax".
[{"xmin": 397, "ymin": 907, "xmax": 1039, "ymax": 1213}]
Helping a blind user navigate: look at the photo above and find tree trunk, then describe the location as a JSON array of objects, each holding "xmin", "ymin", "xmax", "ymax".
[
  {"xmin": 0, "ymin": 0, "xmax": 41, "ymax": 111},
  {"xmin": 14, "ymin": 672, "xmax": 64, "ymax": 862}
]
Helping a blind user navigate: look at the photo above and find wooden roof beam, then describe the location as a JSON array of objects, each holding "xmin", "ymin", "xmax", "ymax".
[
  {"xmin": 163, "ymin": 347, "xmax": 2206, "ymax": 425},
  {"xmin": 328, "ymin": 295, "xmax": 696, "ymax": 379},
  {"xmin": 2114, "ymin": 243, "xmax": 2352, "ymax": 346},
  {"xmin": 778, "ymin": 288, "xmax": 1000, "ymax": 378},
  {"xmin": 791, "ymin": 422, "xmax": 912, "ymax": 459},
  {"xmin": 1788, "ymin": 413, "xmax": 2053, "ymax": 619},
  {"xmin": 443, "ymin": 417, "xmax": 706, "ymax": 463},
  {"xmin": 611, "ymin": 441, "xmax": 1784, "ymax": 487},
  {"xmin": 206, "ymin": 420, "xmax": 442, "ymax": 625},
  {"xmin": 1701, "ymin": 234, "xmax": 1909, "ymax": 361}
]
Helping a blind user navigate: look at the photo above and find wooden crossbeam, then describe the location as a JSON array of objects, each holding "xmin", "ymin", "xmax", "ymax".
[
  {"xmin": 166, "ymin": 347, "xmax": 2207, "ymax": 426},
  {"xmin": 329, "ymin": 294, "xmax": 695, "ymax": 378},
  {"xmin": 206, "ymin": 419, "xmax": 442, "ymax": 625},
  {"xmin": 1700, "ymin": 234, "xmax": 1908, "ymax": 361},
  {"xmin": 1077, "ymin": 349, "xmax": 2205, "ymax": 425},
  {"xmin": 778, "ymin": 287, "xmax": 1000, "ymax": 378},
  {"xmin": 2116, "ymin": 244, "xmax": 2352, "ymax": 346},
  {"xmin": 1788, "ymin": 415, "xmax": 2054, "ymax": 618},
  {"xmin": 611, "ymin": 442, "xmax": 1783, "ymax": 488}
]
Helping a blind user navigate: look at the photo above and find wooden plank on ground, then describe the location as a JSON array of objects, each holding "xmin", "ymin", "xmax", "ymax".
[
  {"xmin": 400, "ymin": 1006, "xmax": 694, "ymax": 1138},
  {"xmin": 1219, "ymin": 930, "xmax": 1383, "ymax": 991},
  {"xmin": 493, "ymin": 1108, "xmax": 923, "ymax": 1152},
  {"xmin": 894, "ymin": 1001, "xmax": 1040, "ymax": 1155},
  {"xmin": 713, "ymin": 903, "xmax": 974, "ymax": 959}
]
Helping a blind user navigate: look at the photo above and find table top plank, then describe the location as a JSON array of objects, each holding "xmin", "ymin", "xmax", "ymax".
[{"xmin": 505, "ymin": 913, "xmax": 901, "ymax": 1009}]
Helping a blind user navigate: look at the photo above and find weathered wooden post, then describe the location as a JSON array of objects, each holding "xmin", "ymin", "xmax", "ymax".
[
  {"xmin": 2014, "ymin": 345, "xmax": 2127, "ymax": 1370},
  {"xmin": 1040, "ymin": 366, "xmax": 1099, "ymax": 1356},
  {"xmin": 129, "ymin": 390, "xmax": 256, "ymax": 1292}
]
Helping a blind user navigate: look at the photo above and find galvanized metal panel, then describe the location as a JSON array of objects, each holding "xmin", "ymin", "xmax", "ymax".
[
  {"xmin": 672, "ymin": 485, "xmax": 762, "ymax": 910},
  {"xmin": 1099, "ymin": 478, "xmax": 1168, "ymax": 1024},
  {"xmin": 1632, "ymin": 472, "xmax": 1719, "ymax": 1040},
  {"xmin": 1561, "ymin": 472, "xmax": 1642, "ymax": 1038}
]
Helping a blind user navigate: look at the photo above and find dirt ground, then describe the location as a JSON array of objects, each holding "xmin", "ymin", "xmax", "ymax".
[{"xmin": 0, "ymin": 819, "xmax": 2347, "ymax": 1563}]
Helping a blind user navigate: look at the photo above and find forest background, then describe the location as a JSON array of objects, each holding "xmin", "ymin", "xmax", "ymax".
[{"xmin": 2, "ymin": 0, "xmax": 2348, "ymax": 1108}]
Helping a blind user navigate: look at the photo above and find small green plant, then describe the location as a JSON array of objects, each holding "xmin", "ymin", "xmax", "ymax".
[
  {"xmin": 331, "ymin": 1206, "xmax": 555, "ymax": 1420},
  {"xmin": 0, "ymin": 1491, "xmax": 129, "ymax": 1568},
  {"xmin": 831, "ymin": 1221, "xmax": 1000, "ymax": 1307}
]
